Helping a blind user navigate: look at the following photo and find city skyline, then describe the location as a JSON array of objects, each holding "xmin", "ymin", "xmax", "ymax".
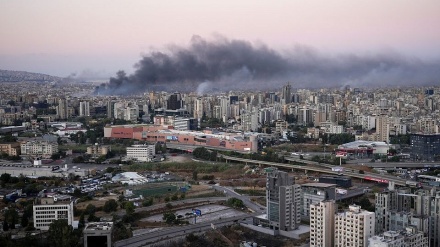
[{"xmin": 1, "ymin": 0, "xmax": 440, "ymax": 82}]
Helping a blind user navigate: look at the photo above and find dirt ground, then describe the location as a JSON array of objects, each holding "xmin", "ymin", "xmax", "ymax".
[{"xmin": 75, "ymin": 194, "xmax": 119, "ymax": 210}]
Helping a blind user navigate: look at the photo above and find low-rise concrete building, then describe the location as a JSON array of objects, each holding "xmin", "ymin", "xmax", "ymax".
[
  {"xmin": 368, "ymin": 226, "xmax": 428, "ymax": 247},
  {"xmin": 0, "ymin": 142, "xmax": 20, "ymax": 156},
  {"xmin": 126, "ymin": 144, "xmax": 155, "ymax": 162},
  {"xmin": 83, "ymin": 222, "xmax": 113, "ymax": 247},
  {"xmin": 21, "ymin": 141, "xmax": 58, "ymax": 158},
  {"xmin": 33, "ymin": 196, "xmax": 74, "ymax": 230}
]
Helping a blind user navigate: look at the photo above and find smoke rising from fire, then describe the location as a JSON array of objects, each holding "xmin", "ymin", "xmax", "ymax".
[{"xmin": 95, "ymin": 35, "xmax": 440, "ymax": 95}]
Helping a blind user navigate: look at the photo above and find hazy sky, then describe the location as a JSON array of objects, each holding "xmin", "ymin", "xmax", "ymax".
[{"xmin": 1, "ymin": 0, "xmax": 440, "ymax": 78}]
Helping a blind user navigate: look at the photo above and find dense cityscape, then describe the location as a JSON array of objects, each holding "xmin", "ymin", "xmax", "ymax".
[
  {"xmin": 2, "ymin": 1, "xmax": 440, "ymax": 247},
  {"xmin": 0, "ymin": 70, "xmax": 439, "ymax": 247}
]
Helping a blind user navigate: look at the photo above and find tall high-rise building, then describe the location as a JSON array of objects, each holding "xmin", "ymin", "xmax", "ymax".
[
  {"xmin": 106, "ymin": 101, "xmax": 115, "ymax": 118},
  {"xmin": 376, "ymin": 115, "xmax": 390, "ymax": 143},
  {"xmin": 266, "ymin": 168, "xmax": 301, "ymax": 231},
  {"xmin": 56, "ymin": 98, "xmax": 68, "ymax": 120},
  {"xmin": 309, "ymin": 200, "xmax": 335, "ymax": 247},
  {"xmin": 335, "ymin": 205, "xmax": 375, "ymax": 247},
  {"xmin": 220, "ymin": 96, "xmax": 230, "ymax": 121},
  {"xmin": 282, "ymin": 83, "xmax": 292, "ymax": 104},
  {"xmin": 410, "ymin": 134, "xmax": 440, "ymax": 161},
  {"xmin": 167, "ymin": 92, "xmax": 182, "ymax": 110},
  {"xmin": 375, "ymin": 183, "xmax": 411, "ymax": 234},
  {"xmin": 194, "ymin": 97, "xmax": 203, "ymax": 119},
  {"xmin": 229, "ymin": 95, "xmax": 239, "ymax": 104},
  {"xmin": 298, "ymin": 106, "xmax": 313, "ymax": 125},
  {"xmin": 79, "ymin": 101, "xmax": 90, "ymax": 117}
]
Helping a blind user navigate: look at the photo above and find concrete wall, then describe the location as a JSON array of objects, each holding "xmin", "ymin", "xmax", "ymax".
[{"xmin": 240, "ymin": 223, "xmax": 275, "ymax": 236}]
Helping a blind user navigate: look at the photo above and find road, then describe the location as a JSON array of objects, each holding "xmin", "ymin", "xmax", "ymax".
[
  {"xmin": 211, "ymin": 185, "xmax": 265, "ymax": 213},
  {"xmin": 354, "ymin": 162, "xmax": 440, "ymax": 168},
  {"xmin": 115, "ymin": 184, "xmax": 265, "ymax": 247},
  {"xmin": 220, "ymin": 154, "xmax": 408, "ymax": 186},
  {"xmin": 114, "ymin": 213, "xmax": 257, "ymax": 247},
  {"xmin": 131, "ymin": 197, "xmax": 227, "ymax": 215}
]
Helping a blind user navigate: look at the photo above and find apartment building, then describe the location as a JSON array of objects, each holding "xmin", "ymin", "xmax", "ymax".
[
  {"xmin": 20, "ymin": 141, "xmax": 58, "ymax": 158},
  {"xmin": 368, "ymin": 227, "xmax": 428, "ymax": 247},
  {"xmin": 126, "ymin": 144, "xmax": 155, "ymax": 162},
  {"xmin": 83, "ymin": 222, "xmax": 113, "ymax": 247},
  {"xmin": 300, "ymin": 183, "xmax": 336, "ymax": 219},
  {"xmin": 0, "ymin": 142, "xmax": 20, "ymax": 156},
  {"xmin": 375, "ymin": 115, "xmax": 390, "ymax": 143},
  {"xmin": 266, "ymin": 168, "xmax": 301, "ymax": 231},
  {"xmin": 375, "ymin": 184, "xmax": 411, "ymax": 234},
  {"xmin": 309, "ymin": 200, "xmax": 335, "ymax": 247},
  {"xmin": 86, "ymin": 144, "xmax": 109, "ymax": 157},
  {"xmin": 33, "ymin": 196, "xmax": 74, "ymax": 230},
  {"xmin": 335, "ymin": 205, "xmax": 375, "ymax": 247}
]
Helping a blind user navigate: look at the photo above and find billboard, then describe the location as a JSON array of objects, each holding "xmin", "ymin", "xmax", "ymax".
[
  {"xmin": 364, "ymin": 176, "xmax": 388, "ymax": 184},
  {"xmin": 192, "ymin": 209, "xmax": 202, "ymax": 216},
  {"xmin": 166, "ymin": 136, "xmax": 178, "ymax": 141}
]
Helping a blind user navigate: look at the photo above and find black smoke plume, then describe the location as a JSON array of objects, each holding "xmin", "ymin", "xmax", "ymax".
[{"xmin": 95, "ymin": 35, "xmax": 440, "ymax": 95}]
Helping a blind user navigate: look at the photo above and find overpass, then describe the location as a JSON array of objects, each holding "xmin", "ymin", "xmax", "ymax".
[
  {"xmin": 114, "ymin": 214, "xmax": 257, "ymax": 247},
  {"xmin": 219, "ymin": 154, "xmax": 408, "ymax": 186},
  {"xmin": 362, "ymin": 162, "xmax": 440, "ymax": 168},
  {"xmin": 165, "ymin": 143, "xmax": 408, "ymax": 186}
]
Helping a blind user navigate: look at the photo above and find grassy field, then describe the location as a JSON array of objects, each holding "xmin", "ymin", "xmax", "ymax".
[
  {"xmin": 234, "ymin": 188, "xmax": 266, "ymax": 196},
  {"xmin": 124, "ymin": 161, "xmax": 244, "ymax": 174}
]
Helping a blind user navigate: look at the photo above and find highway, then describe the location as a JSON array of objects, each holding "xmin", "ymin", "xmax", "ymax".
[
  {"xmin": 114, "ymin": 214, "xmax": 256, "ymax": 247},
  {"xmin": 164, "ymin": 142, "xmax": 409, "ymax": 185},
  {"xmin": 211, "ymin": 185, "xmax": 265, "ymax": 213},
  {"xmin": 165, "ymin": 143, "xmax": 440, "ymax": 170},
  {"xmin": 115, "ymin": 184, "xmax": 265, "ymax": 247},
  {"xmin": 358, "ymin": 162, "xmax": 440, "ymax": 168},
  {"xmin": 219, "ymin": 154, "xmax": 408, "ymax": 186}
]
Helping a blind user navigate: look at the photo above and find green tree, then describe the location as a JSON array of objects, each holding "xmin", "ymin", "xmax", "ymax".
[
  {"xmin": 79, "ymin": 213, "xmax": 85, "ymax": 228},
  {"xmin": 2, "ymin": 221, "xmax": 8, "ymax": 231},
  {"xmin": 162, "ymin": 212, "xmax": 176, "ymax": 224},
  {"xmin": 171, "ymin": 193, "xmax": 178, "ymax": 201},
  {"xmin": 51, "ymin": 153, "xmax": 61, "ymax": 160},
  {"xmin": 85, "ymin": 204, "xmax": 96, "ymax": 215},
  {"xmin": 0, "ymin": 173, "xmax": 11, "ymax": 183},
  {"xmin": 357, "ymin": 196, "xmax": 375, "ymax": 212},
  {"xmin": 125, "ymin": 201, "xmax": 135, "ymax": 215},
  {"xmin": 327, "ymin": 133, "xmax": 355, "ymax": 145},
  {"xmin": 87, "ymin": 213, "xmax": 100, "ymax": 222},
  {"xmin": 112, "ymin": 221, "xmax": 132, "ymax": 242},
  {"xmin": 103, "ymin": 199, "xmax": 118, "ymax": 213},
  {"xmin": 47, "ymin": 219, "xmax": 77, "ymax": 247},
  {"xmin": 192, "ymin": 170, "xmax": 198, "ymax": 181},
  {"xmin": 21, "ymin": 214, "xmax": 29, "ymax": 228},
  {"xmin": 4, "ymin": 208, "xmax": 18, "ymax": 229},
  {"xmin": 142, "ymin": 197, "xmax": 153, "ymax": 207},
  {"xmin": 226, "ymin": 198, "xmax": 245, "ymax": 208}
]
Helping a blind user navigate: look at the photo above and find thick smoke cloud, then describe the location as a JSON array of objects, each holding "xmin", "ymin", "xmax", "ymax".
[{"xmin": 95, "ymin": 35, "xmax": 440, "ymax": 95}]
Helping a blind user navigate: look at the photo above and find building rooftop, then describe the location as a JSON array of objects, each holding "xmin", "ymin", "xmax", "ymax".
[
  {"xmin": 84, "ymin": 222, "xmax": 113, "ymax": 232},
  {"xmin": 301, "ymin": 183, "xmax": 336, "ymax": 188},
  {"xmin": 112, "ymin": 172, "xmax": 145, "ymax": 181}
]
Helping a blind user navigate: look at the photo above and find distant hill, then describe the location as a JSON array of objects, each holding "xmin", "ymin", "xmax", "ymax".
[{"xmin": 0, "ymin": 69, "xmax": 62, "ymax": 83}]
